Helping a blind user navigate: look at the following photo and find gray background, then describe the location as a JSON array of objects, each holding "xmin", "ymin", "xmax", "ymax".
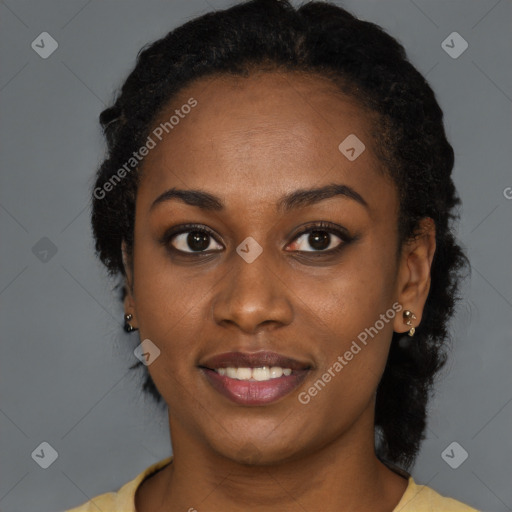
[{"xmin": 1, "ymin": 0, "xmax": 511, "ymax": 511}]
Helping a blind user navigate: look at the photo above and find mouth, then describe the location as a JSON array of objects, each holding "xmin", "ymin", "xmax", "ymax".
[{"xmin": 198, "ymin": 351, "xmax": 311, "ymax": 406}]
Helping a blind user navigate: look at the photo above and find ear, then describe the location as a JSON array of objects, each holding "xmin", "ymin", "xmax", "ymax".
[
  {"xmin": 393, "ymin": 217, "xmax": 436, "ymax": 335},
  {"xmin": 122, "ymin": 240, "xmax": 137, "ymax": 325}
]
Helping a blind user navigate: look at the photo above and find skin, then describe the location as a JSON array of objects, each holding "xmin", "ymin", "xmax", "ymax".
[{"xmin": 122, "ymin": 71, "xmax": 436, "ymax": 512}]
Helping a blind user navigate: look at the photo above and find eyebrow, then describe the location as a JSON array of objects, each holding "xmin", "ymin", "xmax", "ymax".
[{"xmin": 150, "ymin": 183, "xmax": 369, "ymax": 213}]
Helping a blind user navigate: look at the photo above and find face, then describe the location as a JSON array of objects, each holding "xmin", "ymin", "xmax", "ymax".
[{"xmin": 123, "ymin": 71, "xmax": 428, "ymax": 465}]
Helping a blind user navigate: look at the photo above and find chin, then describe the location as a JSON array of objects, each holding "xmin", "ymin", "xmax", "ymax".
[{"xmin": 205, "ymin": 426, "xmax": 309, "ymax": 467}]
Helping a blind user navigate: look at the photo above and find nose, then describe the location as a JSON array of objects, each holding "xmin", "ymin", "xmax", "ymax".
[{"xmin": 211, "ymin": 250, "xmax": 294, "ymax": 334}]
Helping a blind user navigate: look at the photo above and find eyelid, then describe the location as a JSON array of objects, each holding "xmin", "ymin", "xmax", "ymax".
[
  {"xmin": 160, "ymin": 223, "xmax": 224, "ymax": 253},
  {"xmin": 285, "ymin": 221, "xmax": 352, "ymax": 253},
  {"xmin": 289, "ymin": 221, "xmax": 351, "ymax": 240},
  {"xmin": 161, "ymin": 221, "xmax": 352, "ymax": 255}
]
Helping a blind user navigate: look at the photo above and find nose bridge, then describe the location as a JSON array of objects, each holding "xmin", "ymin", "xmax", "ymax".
[
  {"xmin": 212, "ymin": 244, "xmax": 293, "ymax": 332},
  {"xmin": 232, "ymin": 245, "xmax": 272, "ymax": 294}
]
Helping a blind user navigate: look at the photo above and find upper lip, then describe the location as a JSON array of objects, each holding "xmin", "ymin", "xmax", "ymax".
[{"xmin": 199, "ymin": 351, "xmax": 311, "ymax": 371}]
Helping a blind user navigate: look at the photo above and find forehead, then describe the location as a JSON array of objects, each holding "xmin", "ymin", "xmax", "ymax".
[{"xmin": 138, "ymin": 71, "xmax": 395, "ymax": 217}]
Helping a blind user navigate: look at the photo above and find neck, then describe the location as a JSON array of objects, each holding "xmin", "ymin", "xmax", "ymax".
[{"xmin": 138, "ymin": 405, "xmax": 408, "ymax": 512}]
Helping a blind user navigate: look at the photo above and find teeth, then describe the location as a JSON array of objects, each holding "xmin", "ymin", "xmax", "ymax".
[
  {"xmin": 226, "ymin": 367, "xmax": 238, "ymax": 379},
  {"xmin": 269, "ymin": 367, "xmax": 283, "ymax": 378},
  {"xmin": 252, "ymin": 367, "xmax": 270, "ymax": 381},
  {"xmin": 236, "ymin": 367, "xmax": 252, "ymax": 380},
  {"xmin": 214, "ymin": 366, "xmax": 293, "ymax": 381}
]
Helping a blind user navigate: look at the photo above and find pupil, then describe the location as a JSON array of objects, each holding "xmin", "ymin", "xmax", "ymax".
[
  {"xmin": 188, "ymin": 231, "xmax": 210, "ymax": 251},
  {"xmin": 309, "ymin": 230, "xmax": 330, "ymax": 250}
]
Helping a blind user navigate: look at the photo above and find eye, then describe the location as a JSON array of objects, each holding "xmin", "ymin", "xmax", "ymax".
[
  {"xmin": 165, "ymin": 224, "xmax": 223, "ymax": 253},
  {"xmin": 162, "ymin": 221, "xmax": 353, "ymax": 256},
  {"xmin": 287, "ymin": 222, "xmax": 350, "ymax": 253}
]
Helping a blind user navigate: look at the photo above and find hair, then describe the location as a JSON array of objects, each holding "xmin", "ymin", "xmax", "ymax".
[{"xmin": 91, "ymin": 0, "xmax": 469, "ymax": 470}]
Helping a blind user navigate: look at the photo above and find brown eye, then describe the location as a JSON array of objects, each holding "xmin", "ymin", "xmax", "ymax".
[
  {"xmin": 168, "ymin": 228, "xmax": 223, "ymax": 253},
  {"xmin": 290, "ymin": 229, "xmax": 344, "ymax": 252}
]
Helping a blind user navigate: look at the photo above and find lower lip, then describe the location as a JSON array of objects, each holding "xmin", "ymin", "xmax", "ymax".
[{"xmin": 200, "ymin": 368, "xmax": 309, "ymax": 406}]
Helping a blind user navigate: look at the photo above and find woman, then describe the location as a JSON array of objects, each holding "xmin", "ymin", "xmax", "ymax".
[{"xmin": 68, "ymin": 0, "xmax": 478, "ymax": 510}]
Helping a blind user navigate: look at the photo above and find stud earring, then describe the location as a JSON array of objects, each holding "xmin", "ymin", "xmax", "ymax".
[
  {"xmin": 124, "ymin": 313, "xmax": 137, "ymax": 332},
  {"xmin": 403, "ymin": 310, "xmax": 417, "ymax": 337}
]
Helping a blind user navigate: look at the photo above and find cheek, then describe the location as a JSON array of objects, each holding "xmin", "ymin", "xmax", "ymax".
[
  {"xmin": 293, "ymin": 247, "xmax": 397, "ymax": 408},
  {"xmin": 307, "ymin": 248, "xmax": 396, "ymax": 341},
  {"xmin": 130, "ymin": 242, "xmax": 212, "ymax": 370},
  {"xmin": 299, "ymin": 274, "xmax": 394, "ymax": 375},
  {"xmin": 131, "ymin": 264, "xmax": 210, "ymax": 414}
]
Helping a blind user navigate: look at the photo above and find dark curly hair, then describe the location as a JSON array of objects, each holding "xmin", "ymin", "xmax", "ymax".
[{"xmin": 91, "ymin": 0, "xmax": 469, "ymax": 471}]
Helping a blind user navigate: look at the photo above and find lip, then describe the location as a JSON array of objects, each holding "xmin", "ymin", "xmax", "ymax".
[
  {"xmin": 198, "ymin": 351, "xmax": 311, "ymax": 406},
  {"xmin": 200, "ymin": 367, "xmax": 310, "ymax": 405},
  {"xmin": 199, "ymin": 351, "xmax": 311, "ymax": 371}
]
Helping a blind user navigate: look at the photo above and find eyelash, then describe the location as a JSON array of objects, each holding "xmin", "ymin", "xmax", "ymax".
[{"xmin": 160, "ymin": 221, "xmax": 354, "ymax": 257}]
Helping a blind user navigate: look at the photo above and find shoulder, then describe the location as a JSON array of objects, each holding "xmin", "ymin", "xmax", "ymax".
[
  {"xmin": 394, "ymin": 476, "xmax": 480, "ymax": 512},
  {"xmin": 65, "ymin": 456, "xmax": 173, "ymax": 512}
]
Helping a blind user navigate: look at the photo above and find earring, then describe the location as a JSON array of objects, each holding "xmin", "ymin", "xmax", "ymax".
[
  {"xmin": 403, "ymin": 310, "xmax": 417, "ymax": 337},
  {"xmin": 124, "ymin": 313, "xmax": 137, "ymax": 332}
]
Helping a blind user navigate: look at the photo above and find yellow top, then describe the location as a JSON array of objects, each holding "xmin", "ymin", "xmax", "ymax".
[{"xmin": 66, "ymin": 456, "xmax": 480, "ymax": 512}]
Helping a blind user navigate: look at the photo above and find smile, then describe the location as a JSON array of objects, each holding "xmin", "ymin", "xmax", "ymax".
[
  {"xmin": 198, "ymin": 351, "xmax": 311, "ymax": 406},
  {"xmin": 200, "ymin": 367, "xmax": 309, "ymax": 405},
  {"xmin": 214, "ymin": 366, "xmax": 292, "ymax": 380}
]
